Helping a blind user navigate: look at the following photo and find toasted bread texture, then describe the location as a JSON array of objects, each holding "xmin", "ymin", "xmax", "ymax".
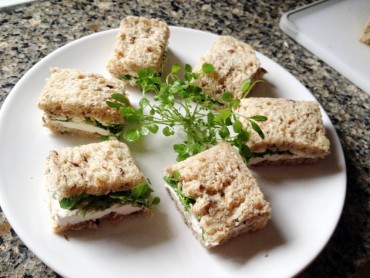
[
  {"xmin": 164, "ymin": 142, "xmax": 271, "ymax": 248},
  {"xmin": 107, "ymin": 16, "xmax": 170, "ymax": 85},
  {"xmin": 234, "ymin": 97, "xmax": 330, "ymax": 165},
  {"xmin": 37, "ymin": 67, "xmax": 128, "ymax": 137},
  {"xmin": 45, "ymin": 140, "xmax": 147, "ymax": 199},
  {"xmin": 192, "ymin": 36, "xmax": 265, "ymax": 103}
]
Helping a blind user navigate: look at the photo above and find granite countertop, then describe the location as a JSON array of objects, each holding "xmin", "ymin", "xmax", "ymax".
[{"xmin": 0, "ymin": 0, "xmax": 369, "ymax": 277}]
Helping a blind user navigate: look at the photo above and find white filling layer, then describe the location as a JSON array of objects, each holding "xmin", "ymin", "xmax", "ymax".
[
  {"xmin": 50, "ymin": 120, "xmax": 110, "ymax": 135},
  {"xmin": 165, "ymin": 183, "xmax": 251, "ymax": 247},
  {"xmin": 165, "ymin": 184, "xmax": 203, "ymax": 236},
  {"xmin": 249, "ymin": 152, "xmax": 319, "ymax": 165},
  {"xmin": 51, "ymin": 197, "xmax": 142, "ymax": 228}
]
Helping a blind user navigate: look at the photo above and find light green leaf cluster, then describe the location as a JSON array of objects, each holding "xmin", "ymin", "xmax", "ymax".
[{"xmin": 106, "ymin": 63, "xmax": 267, "ymax": 162}]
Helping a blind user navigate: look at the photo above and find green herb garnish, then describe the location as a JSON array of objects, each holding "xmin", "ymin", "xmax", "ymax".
[
  {"xmin": 164, "ymin": 171, "xmax": 195, "ymax": 211},
  {"xmin": 59, "ymin": 182, "xmax": 160, "ymax": 212},
  {"xmin": 107, "ymin": 63, "xmax": 267, "ymax": 162}
]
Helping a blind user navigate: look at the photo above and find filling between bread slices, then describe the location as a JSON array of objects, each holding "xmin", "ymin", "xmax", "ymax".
[
  {"xmin": 249, "ymin": 149, "xmax": 321, "ymax": 164},
  {"xmin": 51, "ymin": 182, "xmax": 160, "ymax": 229},
  {"xmin": 46, "ymin": 115, "xmax": 123, "ymax": 136},
  {"xmin": 164, "ymin": 172, "xmax": 251, "ymax": 247},
  {"xmin": 164, "ymin": 181, "xmax": 204, "ymax": 238}
]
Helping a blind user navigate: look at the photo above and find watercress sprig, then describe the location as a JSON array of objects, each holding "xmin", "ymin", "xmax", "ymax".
[{"xmin": 106, "ymin": 63, "xmax": 267, "ymax": 162}]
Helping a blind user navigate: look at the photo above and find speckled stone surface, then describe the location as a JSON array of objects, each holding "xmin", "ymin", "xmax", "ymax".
[{"xmin": 0, "ymin": 0, "xmax": 369, "ymax": 277}]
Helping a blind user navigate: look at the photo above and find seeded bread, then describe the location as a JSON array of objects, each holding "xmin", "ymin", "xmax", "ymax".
[
  {"xmin": 192, "ymin": 36, "xmax": 265, "ymax": 103},
  {"xmin": 45, "ymin": 140, "xmax": 147, "ymax": 199},
  {"xmin": 44, "ymin": 140, "xmax": 150, "ymax": 233},
  {"xmin": 107, "ymin": 16, "xmax": 170, "ymax": 86},
  {"xmin": 360, "ymin": 18, "xmax": 370, "ymax": 45},
  {"xmin": 234, "ymin": 97, "xmax": 330, "ymax": 165},
  {"xmin": 37, "ymin": 67, "xmax": 128, "ymax": 138},
  {"xmin": 164, "ymin": 142, "xmax": 271, "ymax": 248}
]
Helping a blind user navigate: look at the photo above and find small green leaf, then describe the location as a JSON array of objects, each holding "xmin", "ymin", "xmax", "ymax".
[
  {"xmin": 163, "ymin": 126, "xmax": 174, "ymax": 136},
  {"xmin": 59, "ymin": 194, "xmax": 89, "ymax": 210},
  {"xmin": 189, "ymin": 142, "xmax": 202, "ymax": 155},
  {"xmin": 124, "ymin": 129, "xmax": 142, "ymax": 142},
  {"xmin": 119, "ymin": 106, "xmax": 135, "ymax": 116},
  {"xmin": 207, "ymin": 112, "xmax": 214, "ymax": 126},
  {"xmin": 139, "ymin": 97, "xmax": 150, "ymax": 108},
  {"xmin": 147, "ymin": 124, "xmax": 159, "ymax": 134},
  {"xmin": 214, "ymin": 109, "xmax": 232, "ymax": 123},
  {"xmin": 164, "ymin": 171, "xmax": 180, "ymax": 187},
  {"xmin": 241, "ymin": 79, "xmax": 251, "ymax": 93},
  {"xmin": 151, "ymin": 197, "xmax": 161, "ymax": 206},
  {"xmin": 237, "ymin": 129, "xmax": 250, "ymax": 142},
  {"xmin": 249, "ymin": 115, "xmax": 267, "ymax": 122},
  {"xmin": 111, "ymin": 93, "xmax": 130, "ymax": 105},
  {"xmin": 131, "ymin": 183, "xmax": 152, "ymax": 199},
  {"xmin": 229, "ymin": 99, "xmax": 241, "ymax": 109},
  {"xmin": 169, "ymin": 80, "xmax": 184, "ymax": 94},
  {"xmin": 184, "ymin": 64, "xmax": 192, "ymax": 72},
  {"xmin": 202, "ymin": 63, "xmax": 214, "ymax": 74},
  {"xmin": 249, "ymin": 120, "xmax": 265, "ymax": 139},
  {"xmin": 219, "ymin": 126, "xmax": 230, "ymax": 139},
  {"xmin": 140, "ymin": 126, "xmax": 149, "ymax": 136},
  {"xmin": 174, "ymin": 144, "xmax": 188, "ymax": 155},
  {"xmin": 106, "ymin": 101, "xmax": 122, "ymax": 108},
  {"xmin": 239, "ymin": 144, "xmax": 253, "ymax": 162},
  {"xmin": 192, "ymin": 72, "xmax": 200, "ymax": 80},
  {"xmin": 172, "ymin": 64, "xmax": 181, "ymax": 73},
  {"xmin": 184, "ymin": 71, "xmax": 193, "ymax": 82},
  {"xmin": 100, "ymin": 135, "xmax": 110, "ymax": 141},
  {"xmin": 233, "ymin": 120, "xmax": 243, "ymax": 133},
  {"xmin": 176, "ymin": 153, "xmax": 190, "ymax": 162},
  {"xmin": 221, "ymin": 91, "xmax": 233, "ymax": 102}
]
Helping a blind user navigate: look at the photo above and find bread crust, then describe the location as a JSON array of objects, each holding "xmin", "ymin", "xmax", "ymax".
[
  {"xmin": 107, "ymin": 16, "xmax": 170, "ymax": 85},
  {"xmin": 165, "ymin": 142, "xmax": 271, "ymax": 247},
  {"xmin": 192, "ymin": 36, "xmax": 265, "ymax": 103},
  {"xmin": 234, "ymin": 97, "xmax": 330, "ymax": 165}
]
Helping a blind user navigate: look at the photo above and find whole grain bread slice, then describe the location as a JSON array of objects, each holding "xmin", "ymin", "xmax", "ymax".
[
  {"xmin": 164, "ymin": 142, "xmax": 271, "ymax": 248},
  {"xmin": 233, "ymin": 97, "xmax": 330, "ymax": 165},
  {"xmin": 107, "ymin": 16, "xmax": 170, "ymax": 86},
  {"xmin": 192, "ymin": 36, "xmax": 265, "ymax": 103}
]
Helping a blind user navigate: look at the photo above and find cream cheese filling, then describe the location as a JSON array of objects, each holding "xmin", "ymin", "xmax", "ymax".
[
  {"xmin": 249, "ymin": 152, "xmax": 316, "ymax": 165},
  {"xmin": 50, "ymin": 197, "xmax": 142, "ymax": 228},
  {"xmin": 50, "ymin": 119, "xmax": 110, "ymax": 135}
]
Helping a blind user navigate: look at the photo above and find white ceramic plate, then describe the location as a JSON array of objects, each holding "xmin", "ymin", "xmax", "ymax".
[{"xmin": 0, "ymin": 27, "xmax": 346, "ymax": 278}]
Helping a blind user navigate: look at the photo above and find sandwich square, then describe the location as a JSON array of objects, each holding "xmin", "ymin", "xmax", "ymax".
[
  {"xmin": 107, "ymin": 16, "xmax": 170, "ymax": 86},
  {"xmin": 44, "ymin": 140, "xmax": 154, "ymax": 233},
  {"xmin": 192, "ymin": 36, "xmax": 265, "ymax": 103},
  {"xmin": 234, "ymin": 97, "xmax": 331, "ymax": 165},
  {"xmin": 164, "ymin": 142, "xmax": 271, "ymax": 248},
  {"xmin": 37, "ymin": 67, "xmax": 128, "ymax": 138}
]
